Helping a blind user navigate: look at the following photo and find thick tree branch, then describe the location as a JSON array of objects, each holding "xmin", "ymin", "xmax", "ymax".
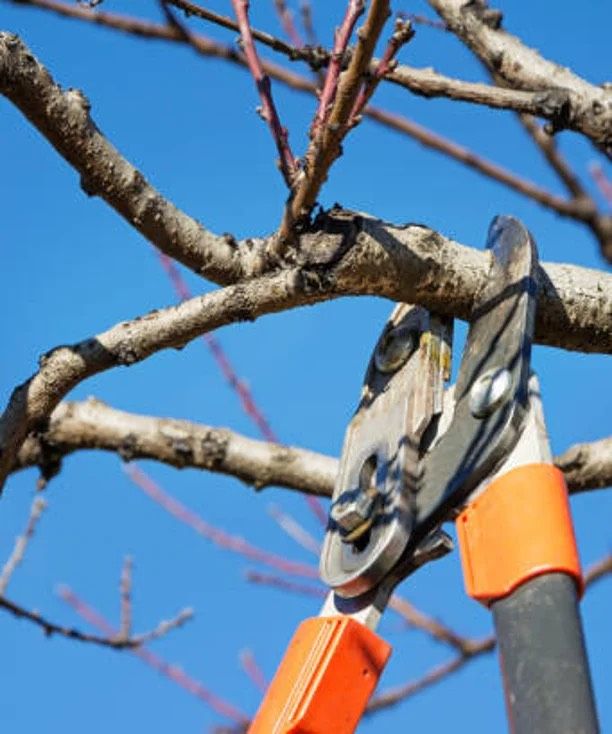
[
  {"xmin": 13, "ymin": 400, "xmax": 612, "ymax": 495},
  {"xmin": 0, "ymin": 268, "xmax": 332, "ymax": 493},
  {"xmin": 2, "ymin": 36, "xmax": 611, "ymax": 492},
  {"xmin": 427, "ymin": 0, "xmax": 612, "ymax": 155},
  {"xmin": 1, "ymin": 205, "xmax": 611, "ymax": 489},
  {"xmin": 13, "ymin": 398, "xmax": 337, "ymax": 495}
]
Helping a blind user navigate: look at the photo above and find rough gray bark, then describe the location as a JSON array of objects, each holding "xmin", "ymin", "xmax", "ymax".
[
  {"xmin": 0, "ymin": 269, "xmax": 328, "ymax": 493},
  {"xmin": 555, "ymin": 437, "xmax": 612, "ymax": 494},
  {"xmin": 1, "ymin": 32, "xmax": 611, "ymax": 499},
  {"xmin": 13, "ymin": 398, "xmax": 338, "ymax": 496},
  {"xmin": 13, "ymin": 400, "xmax": 611, "ymax": 496},
  {"xmin": 427, "ymin": 0, "xmax": 612, "ymax": 155},
  {"xmin": 0, "ymin": 33, "xmax": 610, "ymax": 352}
]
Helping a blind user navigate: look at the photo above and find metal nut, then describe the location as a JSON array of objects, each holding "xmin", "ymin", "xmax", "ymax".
[
  {"xmin": 331, "ymin": 494, "xmax": 374, "ymax": 536},
  {"xmin": 331, "ymin": 455, "xmax": 378, "ymax": 542}
]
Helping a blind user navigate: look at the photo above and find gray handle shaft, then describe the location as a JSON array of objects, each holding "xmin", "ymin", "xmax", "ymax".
[{"xmin": 492, "ymin": 573, "xmax": 599, "ymax": 734}]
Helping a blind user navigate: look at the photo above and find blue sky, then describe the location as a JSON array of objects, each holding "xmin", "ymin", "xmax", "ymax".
[{"xmin": 1, "ymin": 1, "xmax": 610, "ymax": 732}]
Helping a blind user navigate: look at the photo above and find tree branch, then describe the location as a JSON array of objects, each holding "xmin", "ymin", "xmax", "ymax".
[
  {"xmin": 0, "ymin": 268, "xmax": 330, "ymax": 493},
  {"xmin": 0, "ymin": 595, "xmax": 163, "ymax": 649},
  {"xmin": 278, "ymin": 0, "xmax": 392, "ymax": 245},
  {"xmin": 1, "ymin": 203, "xmax": 611, "ymax": 490},
  {"xmin": 555, "ymin": 437, "xmax": 612, "ymax": 494},
  {"xmin": 0, "ymin": 493, "xmax": 46, "ymax": 594},
  {"xmin": 2, "ymin": 38, "xmax": 612, "ymax": 490},
  {"xmin": 427, "ymin": 0, "xmax": 612, "ymax": 155},
  {"xmin": 13, "ymin": 400, "xmax": 612, "ymax": 495},
  {"xmin": 11, "ymin": 0, "xmax": 611, "ymax": 243},
  {"xmin": 230, "ymin": 0, "xmax": 298, "ymax": 187}
]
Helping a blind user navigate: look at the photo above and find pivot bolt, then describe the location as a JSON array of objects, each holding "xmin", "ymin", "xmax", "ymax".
[
  {"xmin": 375, "ymin": 326, "xmax": 418, "ymax": 374},
  {"xmin": 469, "ymin": 366, "xmax": 512, "ymax": 418}
]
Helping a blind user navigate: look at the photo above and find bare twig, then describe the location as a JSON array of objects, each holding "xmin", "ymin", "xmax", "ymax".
[
  {"xmin": 349, "ymin": 17, "xmax": 414, "ymax": 127},
  {"xmin": 0, "ymin": 595, "xmax": 149, "ymax": 649},
  {"xmin": 156, "ymin": 251, "xmax": 327, "ymax": 525},
  {"xmin": 273, "ymin": 0, "xmax": 304, "ymax": 48},
  {"xmin": 134, "ymin": 608, "xmax": 194, "ymax": 645},
  {"xmin": 590, "ymin": 163, "xmax": 612, "ymax": 208},
  {"xmin": 299, "ymin": 0, "xmax": 318, "ymax": 47},
  {"xmin": 584, "ymin": 554, "xmax": 612, "ymax": 587},
  {"xmin": 365, "ymin": 104, "xmax": 601, "ymax": 220},
  {"xmin": 397, "ymin": 11, "xmax": 447, "ymax": 31},
  {"xmin": 3, "ymin": 12, "xmax": 603, "ymax": 238},
  {"xmin": 0, "ymin": 493, "xmax": 47, "ymax": 596},
  {"xmin": 231, "ymin": 0, "xmax": 298, "ymax": 187},
  {"xmin": 58, "ymin": 586, "xmax": 248, "ymax": 723},
  {"xmin": 246, "ymin": 569, "xmax": 325, "ymax": 598},
  {"xmin": 366, "ymin": 636, "xmax": 494, "ymax": 713},
  {"xmin": 239, "ymin": 648, "xmax": 268, "ymax": 692},
  {"xmin": 267, "ymin": 504, "xmax": 321, "ymax": 555},
  {"xmin": 11, "ymin": 0, "xmax": 611, "ymax": 242},
  {"xmin": 279, "ymin": 0, "xmax": 392, "ymax": 243},
  {"xmin": 520, "ymin": 115, "xmax": 586, "ymax": 200},
  {"xmin": 310, "ymin": 0, "xmax": 365, "ymax": 141},
  {"xmin": 388, "ymin": 593, "xmax": 474, "ymax": 653},
  {"xmin": 124, "ymin": 463, "xmax": 319, "ymax": 578},
  {"xmin": 118, "ymin": 555, "xmax": 133, "ymax": 640}
]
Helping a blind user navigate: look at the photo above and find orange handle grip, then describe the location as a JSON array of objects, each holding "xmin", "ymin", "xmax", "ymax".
[
  {"xmin": 456, "ymin": 463, "xmax": 583, "ymax": 605},
  {"xmin": 248, "ymin": 616, "xmax": 391, "ymax": 734}
]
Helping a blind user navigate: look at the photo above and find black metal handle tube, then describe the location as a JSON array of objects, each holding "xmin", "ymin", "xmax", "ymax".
[{"xmin": 492, "ymin": 573, "xmax": 599, "ymax": 734}]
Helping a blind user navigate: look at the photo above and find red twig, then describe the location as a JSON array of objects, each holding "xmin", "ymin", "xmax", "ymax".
[
  {"xmin": 396, "ymin": 11, "xmax": 448, "ymax": 31},
  {"xmin": 590, "ymin": 162, "xmax": 612, "ymax": 208},
  {"xmin": 124, "ymin": 464, "xmax": 319, "ymax": 579},
  {"xmin": 231, "ymin": 0, "xmax": 298, "ymax": 187},
  {"xmin": 310, "ymin": 0, "xmax": 365, "ymax": 140},
  {"xmin": 58, "ymin": 586, "xmax": 248, "ymax": 723},
  {"xmin": 119, "ymin": 555, "xmax": 133, "ymax": 639},
  {"xmin": 298, "ymin": 0, "xmax": 318, "ymax": 47},
  {"xmin": 273, "ymin": 0, "xmax": 303, "ymax": 47},
  {"xmin": 239, "ymin": 648, "xmax": 268, "ymax": 692},
  {"xmin": 156, "ymin": 252, "xmax": 276, "ymax": 441},
  {"xmin": 0, "ymin": 493, "xmax": 47, "ymax": 596},
  {"xmin": 267, "ymin": 504, "xmax": 320, "ymax": 555},
  {"xmin": 245, "ymin": 569, "xmax": 326, "ymax": 598},
  {"xmin": 155, "ymin": 250, "xmax": 328, "ymax": 527},
  {"xmin": 349, "ymin": 17, "xmax": 414, "ymax": 126}
]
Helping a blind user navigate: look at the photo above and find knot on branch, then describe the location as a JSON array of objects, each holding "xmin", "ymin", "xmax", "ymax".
[
  {"xmin": 199, "ymin": 431, "xmax": 229, "ymax": 470},
  {"xmin": 535, "ymin": 89, "xmax": 573, "ymax": 134},
  {"xmin": 296, "ymin": 205, "xmax": 362, "ymax": 267},
  {"xmin": 462, "ymin": 1, "xmax": 503, "ymax": 29}
]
